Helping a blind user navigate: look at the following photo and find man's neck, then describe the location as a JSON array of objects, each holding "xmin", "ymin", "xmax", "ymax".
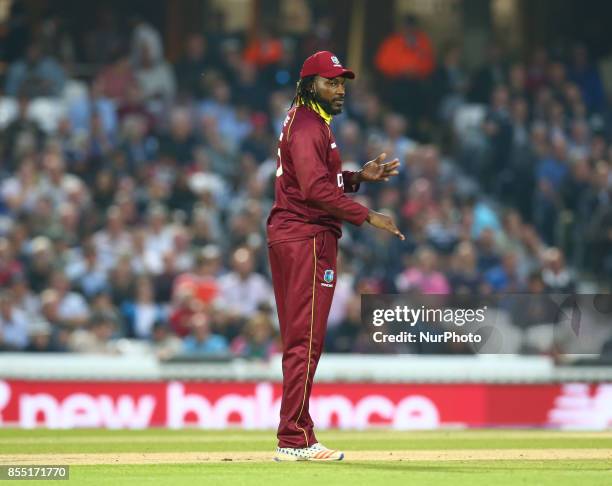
[{"xmin": 300, "ymin": 100, "xmax": 332, "ymax": 125}]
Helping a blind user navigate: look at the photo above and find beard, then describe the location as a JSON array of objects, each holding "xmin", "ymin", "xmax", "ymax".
[{"xmin": 314, "ymin": 92, "xmax": 343, "ymax": 115}]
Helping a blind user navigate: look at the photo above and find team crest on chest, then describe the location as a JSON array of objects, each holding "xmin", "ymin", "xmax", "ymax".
[{"xmin": 324, "ymin": 269, "xmax": 334, "ymax": 283}]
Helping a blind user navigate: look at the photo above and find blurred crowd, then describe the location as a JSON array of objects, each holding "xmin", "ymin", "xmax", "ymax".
[{"xmin": 0, "ymin": 6, "xmax": 611, "ymax": 358}]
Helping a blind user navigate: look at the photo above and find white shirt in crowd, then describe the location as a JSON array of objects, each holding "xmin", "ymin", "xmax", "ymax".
[
  {"xmin": 218, "ymin": 272, "xmax": 273, "ymax": 317},
  {"xmin": 57, "ymin": 292, "xmax": 90, "ymax": 322}
]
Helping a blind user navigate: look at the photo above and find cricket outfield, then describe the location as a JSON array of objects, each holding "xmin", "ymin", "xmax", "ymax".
[{"xmin": 0, "ymin": 429, "xmax": 610, "ymax": 485}]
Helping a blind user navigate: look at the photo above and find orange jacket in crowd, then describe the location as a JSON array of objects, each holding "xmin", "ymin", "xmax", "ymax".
[
  {"xmin": 243, "ymin": 38, "xmax": 284, "ymax": 68},
  {"xmin": 375, "ymin": 31, "xmax": 435, "ymax": 80}
]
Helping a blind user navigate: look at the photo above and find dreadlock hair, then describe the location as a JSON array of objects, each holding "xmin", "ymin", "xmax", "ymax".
[{"xmin": 291, "ymin": 75, "xmax": 317, "ymax": 108}]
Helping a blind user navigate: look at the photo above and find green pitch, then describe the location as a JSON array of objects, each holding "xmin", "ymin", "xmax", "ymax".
[{"xmin": 0, "ymin": 429, "xmax": 610, "ymax": 485}]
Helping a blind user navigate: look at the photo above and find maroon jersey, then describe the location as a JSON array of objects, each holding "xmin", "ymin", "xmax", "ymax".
[{"xmin": 266, "ymin": 106, "xmax": 369, "ymax": 245}]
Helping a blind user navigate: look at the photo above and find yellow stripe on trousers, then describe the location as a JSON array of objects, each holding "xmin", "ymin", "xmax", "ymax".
[{"xmin": 295, "ymin": 236, "xmax": 317, "ymax": 447}]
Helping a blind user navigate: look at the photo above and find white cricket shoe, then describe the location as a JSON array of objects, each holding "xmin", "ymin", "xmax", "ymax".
[{"xmin": 274, "ymin": 442, "xmax": 344, "ymax": 462}]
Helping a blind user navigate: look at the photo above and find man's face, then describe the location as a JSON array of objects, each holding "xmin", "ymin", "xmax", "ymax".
[{"xmin": 312, "ymin": 75, "xmax": 347, "ymax": 115}]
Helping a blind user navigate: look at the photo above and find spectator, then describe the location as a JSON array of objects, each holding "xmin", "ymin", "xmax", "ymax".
[
  {"xmin": 430, "ymin": 43, "xmax": 468, "ymax": 123},
  {"xmin": 542, "ymin": 247, "xmax": 576, "ymax": 292},
  {"xmin": 230, "ymin": 311, "xmax": 278, "ymax": 359},
  {"xmin": 68, "ymin": 312, "xmax": 119, "ymax": 354},
  {"xmin": 122, "ymin": 277, "xmax": 167, "ymax": 339},
  {"xmin": 1, "ymin": 158, "xmax": 40, "ymax": 213},
  {"xmin": 1, "ymin": 96, "xmax": 44, "ymax": 170},
  {"xmin": 375, "ymin": 15, "xmax": 435, "ymax": 125},
  {"xmin": 48, "ymin": 271, "xmax": 90, "ymax": 327},
  {"xmin": 381, "ymin": 114, "xmax": 417, "ymax": 165},
  {"xmin": 534, "ymin": 135, "xmax": 570, "ymax": 244},
  {"xmin": 243, "ymin": 26, "xmax": 283, "ymax": 70},
  {"xmin": 153, "ymin": 253, "xmax": 181, "ymax": 303},
  {"xmin": 169, "ymin": 284, "xmax": 200, "ymax": 338},
  {"xmin": 25, "ymin": 237, "xmax": 56, "ymax": 293},
  {"xmin": 396, "ymin": 246, "xmax": 450, "ymax": 294},
  {"xmin": 506, "ymin": 96, "xmax": 535, "ymax": 218},
  {"xmin": 65, "ymin": 243, "xmax": 108, "ymax": 297},
  {"xmin": 485, "ymin": 251, "xmax": 522, "ymax": 292},
  {"xmin": 24, "ymin": 319, "xmax": 58, "ymax": 352},
  {"xmin": 447, "ymin": 241, "xmax": 486, "ymax": 294},
  {"xmin": 150, "ymin": 320, "xmax": 182, "ymax": 360},
  {"xmin": 10, "ymin": 273, "xmax": 41, "ymax": 318},
  {"xmin": 175, "ymin": 33, "xmax": 211, "ymax": 99},
  {"xmin": 158, "ymin": 108, "xmax": 197, "ymax": 165},
  {"xmin": 526, "ymin": 46, "xmax": 549, "ymax": 93},
  {"xmin": 508, "ymin": 63, "xmax": 528, "ymax": 99},
  {"xmin": 95, "ymin": 51, "xmax": 137, "ymax": 104},
  {"xmin": 182, "ymin": 312, "xmax": 228, "ymax": 356},
  {"xmin": 567, "ymin": 43, "xmax": 605, "ymax": 113},
  {"xmin": 135, "ymin": 43, "xmax": 176, "ymax": 104},
  {"xmin": 117, "ymin": 84, "xmax": 155, "ymax": 131},
  {"xmin": 482, "ymin": 85, "xmax": 513, "ymax": 194},
  {"xmin": 233, "ymin": 62, "xmax": 268, "ymax": 111},
  {"xmin": 89, "ymin": 291, "xmax": 121, "ymax": 325},
  {"xmin": 402, "ymin": 178, "xmax": 440, "ymax": 224},
  {"xmin": 173, "ymin": 245, "xmax": 223, "ymax": 306},
  {"xmin": 119, "ymin": 114, "xmax": 157, "ymax": 171},
  {"xmin": 108, "ymin": 255, "xmax": 137, "ymax": 307},
  {"xmin": 0, "ymin": 291, "xmax": 30, "ymax": 350},
  {"xmin": 130, "ymin": 15, "xmax": 163, "ymax": 68},
  {"xmin": 199, "ymin": 79, "xmax": 251, "ymax": 151},
  {"xmin": 143, "ymin": 205, "xmax": 174, "ymax": 258},
  {"xmin": 510, "ymin": 271, "xmax": 560, "ymax": 331},
  {"xmin": 468, "ymin": 42, "xmax": 507, "ymax": 104},
  {"xmin": 240, "ymin": 112, "xmax": 272, "ymax": 163},
  {"xmin": 326, "ymin": 294, "xmax": 363, "ymax": 353},
  {"xmin": 5, "ymin": 43, "xmax": 66, "ymax": 97},
  {"xmin": 93, "ymin": 206, "xmax": 133, "ymax": 270},
  {"xmin": 0, "ymin": 238, "xmax": 22, "ymax": 287},
  {"xmin": 336, "ymin": 119, "xmax": 365, "ymax": 162},
  {"xmin": 219, "ymin": 247, "xmax": 273, "ymax": 318},
  {"xmin": 375, "ymin": 15, "xmax": 435, "ymax": 81},
  {"xmin": 37, "ymin": 150, "xmax": 88, "ymax": 210}
]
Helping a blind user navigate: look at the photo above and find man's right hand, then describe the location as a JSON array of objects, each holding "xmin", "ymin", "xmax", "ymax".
[{"xmin": 366, "ymin": 210, "xmax": 405, "ymax": 240}]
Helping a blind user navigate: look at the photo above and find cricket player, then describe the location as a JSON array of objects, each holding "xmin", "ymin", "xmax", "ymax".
[{"xmin": 267, "ymin": 51, "xmax": 404, "ymax": 461}]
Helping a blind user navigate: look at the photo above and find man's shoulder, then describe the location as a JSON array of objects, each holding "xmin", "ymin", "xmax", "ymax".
[{"xmin": 289, "ymin": 106, "xmax": 328, "ymax": 138}]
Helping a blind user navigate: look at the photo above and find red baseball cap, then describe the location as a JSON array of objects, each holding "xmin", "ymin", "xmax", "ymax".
[{"xmin": 300, "ymin": 51, "xmax": 355, "ymax": 80}]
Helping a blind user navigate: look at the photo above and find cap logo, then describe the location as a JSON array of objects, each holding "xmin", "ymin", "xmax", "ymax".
[{"xmin": 331, "ymin": 55, "xmax": 341, "ymax": 66}]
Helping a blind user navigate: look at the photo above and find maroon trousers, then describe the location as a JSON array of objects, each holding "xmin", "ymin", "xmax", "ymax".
[{"xmin": 268, "ymin": 230, "xmax": 338, "ymax": 448}]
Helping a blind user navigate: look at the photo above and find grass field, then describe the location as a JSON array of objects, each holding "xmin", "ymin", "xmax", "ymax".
[{"xmin": 0, "ymin": 429, "xmax": 610, "ymax": 485}]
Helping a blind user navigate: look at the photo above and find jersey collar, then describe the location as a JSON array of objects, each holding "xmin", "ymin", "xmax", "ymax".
[
  {"xmin": 297, "ymin": 99, "xmax": 333, "ymax": 125},
  {"xmin": 308, "ymin": 101, "xmax": 333, "ymax": 125}
]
